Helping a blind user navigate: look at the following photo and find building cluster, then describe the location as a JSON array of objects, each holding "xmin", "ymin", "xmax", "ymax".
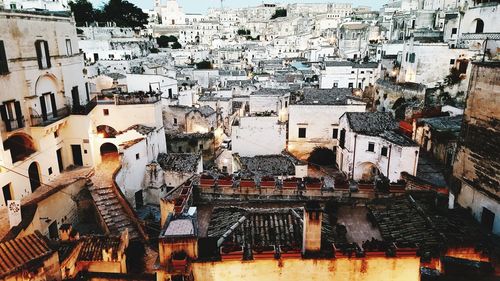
[{"xmin": 0, "ymin": 0, "xmax": 498, "ymax": 280}]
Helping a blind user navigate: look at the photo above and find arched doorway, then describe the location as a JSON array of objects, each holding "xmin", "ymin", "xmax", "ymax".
[
  {"xmin": 359, "ymin": 162, "xmax": 380, "ymax": 182},
  {"xmin": 3, "ymin": 133, "xmax": 37, "ymax": 163},
  {"xmin": 28, "ymin": 162, "xmax": 41, "ymax": 193},
  {"xmin": 100, "ymin": 142, "xmax": 118, "ymax": 162},
  {"xmin": 472, "ymin": 18, "xmax": 484, "ymax": 34},
  {"xmin": 96, "ymin": 125, "xmax": 118, "ymax": 138}
]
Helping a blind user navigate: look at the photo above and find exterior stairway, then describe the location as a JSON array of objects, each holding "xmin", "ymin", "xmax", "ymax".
[{"xmin": 88, "ymin": 153, "xmax": 143, "ymax": 240}]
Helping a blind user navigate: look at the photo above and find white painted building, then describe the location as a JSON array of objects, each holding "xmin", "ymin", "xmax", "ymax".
[
  {"xmin": 319, "ymin": 61, "xmax": 380, "ymax": 89},
  {"xmin": 249, "ymin": 88, "xmax": 290, "ymax": 122},
  {"xmin": 231, "ymin": 115, "xmax": 286, "ymax": 157},
  {"xmin": 288, "ymin": 88, "xmax": 366, "ymax": 159},
  {"xmin": 3, "ymin": 0, "xmax": 69, "ymax": 11},
  {"xmin": 336, "ymin": 112, "xmax": 420, "ymax": 183}
]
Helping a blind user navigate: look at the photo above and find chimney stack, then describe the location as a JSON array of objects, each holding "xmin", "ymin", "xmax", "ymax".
[{"xmin": 302, "ymin": 201, "xmax": 323, "ymax": 255}]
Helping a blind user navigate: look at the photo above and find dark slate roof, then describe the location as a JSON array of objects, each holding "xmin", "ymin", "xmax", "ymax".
[
  {"xmin": 0, "ymin": 231, "xmax": 53, "ymax": 278},
  {"xmin": 157, "ymin": 153, "xmax": 201, "ymax": 173},
  {"xmin": 238, "ymin": 154, "xmax": 298, "ymax": 178},
  {"xmin": 251, "ymin": 88, "xmax": 290, "ymax": 96},
  {"xmin": 78, "ymin": 236, "xmax": 120, "ymax": 261},
  {"xmin": 118, "ymin": 124, "xmax": 155, "ymax": 135},
  {"xmin": 379, "ymin": 130, "xmax": 418, "ymax": 147},
  {"xmin": 345, "ymin": 112, "xmax": 398, "ymax": 136},
  {"xmin": 296, "ymin": 88, "xmax": 361, "ymax": 105},
  {"xmin": 417, "ymin": 115, "xmax": 462, "ymax": 132}
]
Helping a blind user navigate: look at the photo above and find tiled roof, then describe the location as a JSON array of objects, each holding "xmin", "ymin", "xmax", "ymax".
[
  {"xmin": 296, "ymin": 88, "xmax": 360, "ymax": 105},
  {"xmin": 238, "ymin": 154, "xmax": 297, "ymax": 178},
  {"xmin": 417, "ymin": 115, "xmax": 462, "ymax": 132},
  {"xmin": 250, "ymin": 88, "xmax": 290, "ymax": 96},
  {"xmin": 157, "ymin": 153, "xmax": 201, "ymax": 173},
  {"xmin": 164, "ymin": 219, "xmax": 195, "ymax": 237},
  {"xmin": 0, "ymin": 231, "xmax": 53, "ymax": 277},
  {"xmin": 345, "ymin": 112, "xmax": 398, "ymax": 136},
  {"xmin": 379, "ymin": 130, "xmax": 417, "ymax": 147},
  {"xmin": 118, "ymin": 124, "xmax": 156, "ymax": 136},
  {"xmin": 78, "ymin": 236, "xmax": 120, "ymax": 261}
]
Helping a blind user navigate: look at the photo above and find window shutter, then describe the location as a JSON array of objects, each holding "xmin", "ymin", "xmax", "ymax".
[
  {"xmin": 14, "ymin": 101, "xmax": 23, "ymax": 128},
  {"xmin": 44, "ymin": 41, "xmax": 51, "ymax": 68},
  {"xmin": 35, "ymin": 41, "xmax": 43, "ymax": 69},
  {"xmin": 50, "ymin": 93, "xmax": 57, "ymax": 118},
  {"xmin": 40, "ymin": 96, "xmax": 48, "ymax": 121},
  {"xmin": 0, "ymin": 104, "xmax": 11, "ymax": 131},
  {"xmin": 0, "ymin": 41, "xmax": 8, "ymax": 74}
]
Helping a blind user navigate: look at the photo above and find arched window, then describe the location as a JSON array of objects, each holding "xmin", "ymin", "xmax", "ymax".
[{"xmin": 474, "ymin": 19, "xmax": 484, "ymax": 33}]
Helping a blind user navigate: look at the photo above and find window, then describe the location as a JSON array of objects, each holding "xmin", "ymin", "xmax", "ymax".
[
  {"xmin": 0, "ymin": 100, "xmax": 23, "ymax": 131},
  {"xmin": 360, "ymin": 71, "xmax": 364, "ymax": 74},
  {"xmin": 351, "ymin": 71, "xmax": 355, "ymax": 74},
  {"xmin": 333, "ymin": 83, "xmax": 338, "ymax": 88},
  {"xmin": 405, "ymin": 53, "xmax": 408, "ymax": 61},
  {"xmin": 108, "ymin": 54, "xmax": 115, "ymax": 59},
  {"xmin": 381, "ymin": 146, "xmax": 388, "ymax": 156},
  {"xmin": 451, "ymin": 28, "xmax": 457, "ymax": 35},
  {"xmin": 48, "ymin": 167, "xmax": 53, "ymax": 175},
  {"xmin": 285, "ymin": 101, "xmax": 288, "ymax": 108},
  {"xmin": 168, "ymin": 88, "xmax": 173, "ymax": 98},
  {"xmin": 348, "ymin": 82, "xmax": 354, "ymax": 88},
  {"xmin": 368, "ymin": 142, "xmax": 375, "ymax": 152},
  {"xmin": 332, "ymin": 128, "xmax": 338, "ymax": 139},
  {"xmin": 450, "ymin": 59, "xmax": 455, "ymax": 65},
  {"xmin": 35, "ymin": 40, "xmax": 51, "ymax": 69},
  {"xmin": 475, "ymin": 19, "xmax": 484, "ymax": 34},
  {"xmin": 54, "ymin": 130, "xmax": 59, "ymax": 138},
  {"xmin": 409, "ymin": 53, "xmax": 416, "ymax": 63},
  {"xmin": 103, "ymin": 109, "xmax": 109, "ymax": 116},
  {"xmin": 136, "ymin": 153, "xmax": 140, "ymax": 160},
  {"xmin": 298, "ymin": 128, "xmax": 306, "ymax": 138},
  {"xmin": 0, "ymin": 41, "xmax": 8, "ymax": 74},
  {"xmin": 173, "ymin": 118, "xmax": 178, "ymax": 125},
  {"xmin": 199, "ymin": 144, "xmax": 203, "ymax": 150},
  {"xmin": 65, "ymin": 39, "xmax": 72, "ymax": 56}
]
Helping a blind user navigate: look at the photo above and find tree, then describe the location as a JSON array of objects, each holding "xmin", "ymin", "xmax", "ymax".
[
  {"xmin": 196, "ymin": 60, "xmax": 213, "ymax": 70},
  {"xmin": 69, "ymin": 0, "xmax": 97, "ymax": 26},
  {"xmin": 101, "ymin": 0, "xmax": 148, "ymax": 28},
  {"xmin": 237, "ymin": 29, "xmax": 250, "ymax": 36},
  {"xmin": 271, "ymin": 9, "xmax": 287, "ymax": 20},
  {"xmin": 171, "ymin": 42, "xmax": 182, "ymax": 49},
  {"xmin": 157, "ymin": 35, "xmax": 178, "ymax": 48}
]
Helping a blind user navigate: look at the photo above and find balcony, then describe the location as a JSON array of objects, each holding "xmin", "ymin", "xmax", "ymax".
[
  {"xmin": 30, "ymin": 106, "xmax": 70, "ymax": 127},
  {"xmin": 2, "ymin": 118, "xmax": 25, "ymax": 132},
  {"xmin": 71, "ymin": 97, "xmax": 98, "ymax": 115},
  {"xmin": 96, "ymin": 91, "xmax": 162, "ymax": 106}
]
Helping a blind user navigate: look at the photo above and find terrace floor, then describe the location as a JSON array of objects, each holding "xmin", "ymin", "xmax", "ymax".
[{"xmin": 337, "ymin": 205, "xmax": 382, "ymax": 245}]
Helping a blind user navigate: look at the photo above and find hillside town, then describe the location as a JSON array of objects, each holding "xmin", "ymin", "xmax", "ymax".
[{"xmin": 0, "ymin": 0, "xmax": 498, "ymax": 280}]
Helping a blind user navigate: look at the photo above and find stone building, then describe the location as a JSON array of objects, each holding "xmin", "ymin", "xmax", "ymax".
[{"xmin": 452, "ymin": 61, "xmax": 500, "ymax": 235}]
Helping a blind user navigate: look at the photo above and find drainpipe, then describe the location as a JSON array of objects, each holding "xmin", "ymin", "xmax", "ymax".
[
  {"xmin": 413, "ymin": 150, "xmax": 419, "ymax": 176},
  {"xmin": 386, "ymin": 145, "xmax": 392, "ymax": 177},
  {"xmin": 351, "ymin": 134, "xmax": 357, "ymax": 180}
]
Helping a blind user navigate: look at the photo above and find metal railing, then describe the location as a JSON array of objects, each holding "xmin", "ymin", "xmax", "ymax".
[
  {"xmin": 30, "ymin": 106, "xmax": 70, "ymax": 127},
  {"xmin": 71, "ymin": 97, "xmax": 98, "ymax": 115},
  {"xmin": 3, "ymin": 118, "xmax": 25, "ymax": 132}
]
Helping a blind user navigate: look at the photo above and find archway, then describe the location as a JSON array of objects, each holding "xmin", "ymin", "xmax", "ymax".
[
  {"xmin": 96, "ymin": 125, "xmax": 118, "ymax": 138},
  {"xmin": 359, "ymin": 162, "xmax": 380, "ymax": 182},
  {"xmin": 3, "ymin": 133, "xmax": 37, "ymax": 163},
  {"xmin": 28, "ymin": 162, "xmax": 41, "ymax": 193},
  {"xmin": 100, "ymin": 142, "xmax": 118, "ymax": 162},
  {"xmin": 35, "ymin": 73, "xmax": 59, "ymax": 96},
  {"xmin": 471, "ymin": 18, "xmax": 484, "ymax": 34}
]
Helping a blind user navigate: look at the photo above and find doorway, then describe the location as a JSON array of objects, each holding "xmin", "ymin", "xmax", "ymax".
[
  {"xmin": 481, "ymin": 207, "xmax": 495, "ymax": 232},
  {"xmin": 100, "ymin": 142, "xmax": 119, "ymax": 162},
  {"xmin": 135, "ymin": 190, "xmax": 143, "ymax": 209},
  {"xmin": 71, "ymin": 145, "xmax": 83, "ymax": 166},
  {"xmin": 56, "ymin": 148, "xmax": 63, "ymax": 172},
  {"xmin": 28, "ymin": 162, "xmax": 41, "ymax": 193},
  {"xmin": 48, "ymin": 221, "xmax": 59, "ymax": 239},
  {"xmin": 2, "ymin": 184, "xmax": 12, "ymax": 206}
]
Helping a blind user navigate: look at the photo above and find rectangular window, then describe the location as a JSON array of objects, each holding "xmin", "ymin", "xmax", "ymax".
[
  {"xmin": 103, "ymin": 109, "xmax": 109, "ymax": 116},
  {"xmin": 368, "ymin": 142, "xmax": 375, "ymax": 152},
  {"xmin": 65, "ymin": 39, "xmax": 72, "ymax": 56},
  {"xmin": 409, "ymin": 53, "xmax": 416, "ymax": 63},
  {"xmin": 381, "ymin": 146, "xmax": 388, "ymax": 156},
  {"xmin": 0, "ymin": 41, "xmax": 8, "ymax": 74},
  {"xmin": 168, "ymin": 88, "xmax": 173, "ymax": 98},
  {"xmin": 173, "ymin": 118, "xmax": 178, "ymax": 125},
  {"xmin": 35, "ymin": 40, "xmax": 51, "ymax": 69},
  {"xmin": 298, "ymin": 128, "xmax": 306, "ymax": 138},
  {"xmin": 136, "ymin": 153, "xmax": 140, "ymax": 160},
  {"xmin": 451, "ymin": 28, "xmax": 457, "ymax": 35},
  {"xmin": 332, "ymin": 128, "xmax": 339, "ymax": 139},
  {"xmin": 348, "ymin": 82, "xmax": 353, "ymax": 88},
  {"xmin": 450, "ymin": 59, "xmax": 455, "ymax": 65}
]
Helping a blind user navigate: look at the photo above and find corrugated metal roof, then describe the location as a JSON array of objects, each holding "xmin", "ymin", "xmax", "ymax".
[{"xmin": 0, "ymin": 231, "xmax": 53, "ymax": 277}]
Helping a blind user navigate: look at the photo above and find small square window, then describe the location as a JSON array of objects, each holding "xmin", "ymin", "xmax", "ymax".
[
  {"xmin": 451, "ymin": 28, "xmax": 457, "ymax": 35},
  {"xmin": 450, "ymin": 59, "xmax": 455, "ymax": 65},
  {"xmin": 298, "ymin": 128, "xmax": 306, "ymax": 138},
  {"xmin": 103, "ymin": 109, "xmax": 109, "ymax": 115},
  {"xmin": 332, "ymin": 128, "xmax": 339, "ymax": 139},
  {"xmin": 368, "ymin": 142, "xmax": 375, "ymax": 152},
  {"xmin": 136, "ymin": 153, "xmax": 140, "ymax": 160},
  {"xmin": 381, "ymin": 146, "xmax": 388, "ymax": 156},
  {"xmin": 348, "ymin": 82, "xmax": 354, "ymax": 88},
  {"xmin": 48, "ymin": 167, "xmax": 53, "ymax": 175},
  {"xmin": 174, "ymin": 118, "xmax": 178, "ymax": 125}
]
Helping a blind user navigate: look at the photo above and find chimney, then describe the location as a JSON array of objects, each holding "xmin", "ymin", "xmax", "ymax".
[{"xmin": 302, "ymin": 201, "xmax": 322, "ymax": 255}]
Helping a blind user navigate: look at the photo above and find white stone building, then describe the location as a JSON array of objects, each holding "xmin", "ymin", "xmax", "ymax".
[
  {"xmin": 3, "ymin": 0, "xmax": 69, "ymax": 11},
  {"xmin": 336, "ymin": 112, "xmax": 420, "ymax": 183},
  {"xmin": 319, "ymin": 61, "xmax": 380, "ymax": 89},
  {"xmin": 287, "ymin": 88, "xmax": 366, "ymax": 159}
]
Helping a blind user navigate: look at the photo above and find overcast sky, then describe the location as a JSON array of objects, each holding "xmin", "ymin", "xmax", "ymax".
[{"xmin": 91, "ymin": 0, "xmax": 387, "ymax": 13}]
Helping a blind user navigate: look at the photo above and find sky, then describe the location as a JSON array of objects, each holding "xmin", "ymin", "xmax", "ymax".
[{"xmin": 91, "ymin": 0, "xmax": 387, "ymax": 13}]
